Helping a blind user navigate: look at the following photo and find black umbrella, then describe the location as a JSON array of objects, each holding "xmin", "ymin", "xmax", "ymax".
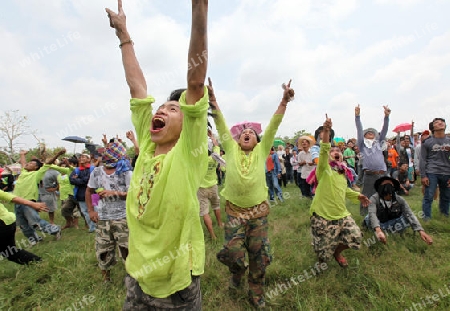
[
  {"xmin": 62, "ymin": 136, "xmax": 89, "ymax": 153},
  {"xmin": 62, "ymin": 136, "xmax": 89, "ymax": 144}
]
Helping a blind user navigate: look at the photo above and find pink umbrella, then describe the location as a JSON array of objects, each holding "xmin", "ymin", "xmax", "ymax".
[
  {"xmin": 230, "ymin": 121, "xmax": 262, "ymax": 141},
  {"xmin": 392, "ymin": 123, "xmax": 412, "ymax": 133}
]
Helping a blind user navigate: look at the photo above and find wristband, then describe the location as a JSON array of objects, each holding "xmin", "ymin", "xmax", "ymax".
[{"xmin": 119, "ymin": 39, "xmax": 134, "ymax": 48}]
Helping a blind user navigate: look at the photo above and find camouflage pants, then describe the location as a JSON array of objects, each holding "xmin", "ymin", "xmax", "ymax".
[
  {"xmin": 61, "ymin": 195, "xmax": 81, "ymax": 218},
  {"xmin": 123, "ymin": 274, "xmax": 202, "ymax": 310},
  {"xmin": 95, "ymin": 218, "xmax": 129, "ymax": 271},
  {"xmin": 310, "ymin": 214, "xmax": 362, "ymax": 262},
  {"xmin": 216, "ymin": 215, "xmax": 272, "ymax": 307}
]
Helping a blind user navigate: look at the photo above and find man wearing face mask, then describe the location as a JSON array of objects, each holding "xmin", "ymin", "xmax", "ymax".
[
  {"xmin": 364, "ymin": 176, "xmax": 433, "ymax": 245},
  {"xmin": 355, "ymin": 104, "xmax": 391, "ymax": 216}
]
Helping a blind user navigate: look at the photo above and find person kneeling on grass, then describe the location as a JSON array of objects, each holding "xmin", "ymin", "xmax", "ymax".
[
  {"xmin": 309, "ymin": 115, "xmax": 370, "ymax": 268},
  {"xmin": 363, "ymin": 176, "xmax": 433, "ymax": 245}
]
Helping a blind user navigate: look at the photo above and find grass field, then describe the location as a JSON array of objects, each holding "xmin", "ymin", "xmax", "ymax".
[{"xmin": 1, "ymin": 181, "xmax": 449, "ymax": 311}]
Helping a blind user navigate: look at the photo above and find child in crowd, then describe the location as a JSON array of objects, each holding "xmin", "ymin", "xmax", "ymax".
[{"xmin": 309, "ymin": 115, "xmax": 370, "ymax": 267}]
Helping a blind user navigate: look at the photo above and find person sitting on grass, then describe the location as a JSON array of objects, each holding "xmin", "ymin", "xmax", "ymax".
[
  {"xmin": 309, "ymin": 115, "xmax": 370, "ymax": 268},
  {"xmin": 0, "ymin": 189, "xmax": 47, "ymax": 265},
  {"xmin": 106, "ymin": 0, "xmax": 209, "ymax": 308},
  {"xmin": 363, "ymin": 176, "xmax": 433, "ymax": 245},
  {"xmin": 392, "ymin": 162, "xmax": 413, "ymax": 196},
  {"xmin": 212, "ymin": 78, "xmax": 295, "ymax": 309}
]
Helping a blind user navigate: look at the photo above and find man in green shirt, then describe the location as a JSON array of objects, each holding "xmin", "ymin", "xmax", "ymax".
[
  {"xmin": 107, "ymin": 0, "xmax": 209, "ymax": 309},
  {"xmin": 211, "ymin": 79, "xmax": 295, "ymax": 308},
  {"xmin": 14, "ymin": 149, "xmax": 66, "ymax": 242}
]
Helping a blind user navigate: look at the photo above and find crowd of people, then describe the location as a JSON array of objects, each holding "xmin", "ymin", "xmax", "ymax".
[{"xmin": 1, "ymin": 0, "xmax": 449, "ymax": 310}]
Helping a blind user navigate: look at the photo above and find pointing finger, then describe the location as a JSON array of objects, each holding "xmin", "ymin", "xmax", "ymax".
[{"xmin": 118, "ymin": 0, "xmax": 123, "ymax": 13}]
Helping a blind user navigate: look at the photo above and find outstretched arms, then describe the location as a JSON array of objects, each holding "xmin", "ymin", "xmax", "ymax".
[
  {"xmin": 106, "ymin": 0, "xmax": 147, "ymax": 99},
  {"xmin": 185, "ymin": 0, "xmax": 208, "ymax": 105}
]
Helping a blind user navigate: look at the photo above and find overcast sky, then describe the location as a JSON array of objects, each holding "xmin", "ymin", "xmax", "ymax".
[{"xmin": 1, "ymin": 0, "xmax": 449, "ymax": 153}]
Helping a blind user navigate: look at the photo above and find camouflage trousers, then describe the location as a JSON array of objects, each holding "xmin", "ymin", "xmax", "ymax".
[
  {"xmin": 310, "ymin": 213, "xmax": 362, "ymax": 262},
  {"xmin": 123, "ymin": 274, "xmax": 202, "ymax": 310},
  {"xmin": 61, "ymin": 195, "xmax": 81, "ymax": 218},
  {"xmin": 216, "ymin": 215, "xmax": 272, "ymax": 307},
  {"xmin": 95, "ymin": 218, "xmax": 129, "ymax": 271}
]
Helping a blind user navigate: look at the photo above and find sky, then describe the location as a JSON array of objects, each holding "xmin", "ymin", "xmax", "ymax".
[{"xmin": 1, "ymin": 0, "xmax": 449, "ymax": 153}]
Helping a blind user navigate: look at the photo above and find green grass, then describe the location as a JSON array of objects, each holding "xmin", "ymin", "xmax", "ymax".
[{"xmin": 1, "ymin": 182, "xmax": 449, "ymax": 310}]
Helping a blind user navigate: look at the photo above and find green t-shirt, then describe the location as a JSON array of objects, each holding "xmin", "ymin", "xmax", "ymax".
[
  {"xmin": 0, "ymin": 190, "xmax": 16, "ymax": 225},
  {"xmin": 13, "ymin": 164, "xmax": 64, "ymax": 201},
  {"xmin": 57, "ymin": 167, "xmax": 75, "ymax": 201},
  {"xmin": 126, "ymin": 88, "xmax": 209, "ymax": 298},
  {"xmin": 310, "ymin": 143, "xmax": 360, "ymax": 220},
  {"xmin": 215, "ymin": 112, "xmax": 283, "ymax": 208},
  {"xmin": 199, "ymin": 146, "xmax": 220, "ymax": 188},
  {"xmin": 343, "ymin": 147, "xmax": 355, "ymax": 168}
]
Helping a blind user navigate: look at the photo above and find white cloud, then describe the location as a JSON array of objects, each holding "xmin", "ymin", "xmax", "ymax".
[{"xmin": 0, "ymin": 0, "xmax": 449, "ymax": 155}]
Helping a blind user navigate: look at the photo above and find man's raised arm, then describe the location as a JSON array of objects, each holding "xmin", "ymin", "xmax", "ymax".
[
  {"xmin": 185, "ymin": 0, "xmax": 208, "ymax": 105},
  {"xmin": 106, "ymin": 0, "xmax": 147, "ymax": 99}
]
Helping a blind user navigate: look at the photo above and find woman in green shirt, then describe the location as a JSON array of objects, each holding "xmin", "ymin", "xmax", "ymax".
[{"xmin": 211, "ymin": 79, "xmax": 295, "ymax": 309}]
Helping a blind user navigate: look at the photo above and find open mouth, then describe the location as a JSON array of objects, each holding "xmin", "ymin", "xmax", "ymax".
[
  {"xmin": 244, "ymin": 136, "xmax": 250, "ymax": 142},
  {"xmin": 334, "ymin": 154, "xmax": 340, "ymax": 161},
  {"xmin": 151, "ymin": 117, "xmax": 166, "ymax": 133}
]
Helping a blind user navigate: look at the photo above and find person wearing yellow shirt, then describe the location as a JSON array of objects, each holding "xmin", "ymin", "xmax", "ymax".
[
  {"xmin": 14, "ymin": 149, "xmax": 66, "ymax": 242},
  {"xmin": 309, "ymin": 116, "xmax": 370, "ymax": 268},
  {"xmin": 0, "ymin": 190, "xmax": 47, "ymax": 264},
  {"xmin": 106, "ymin": 0, "xmax": 209, "ymax": 309},
  {"xmin": 198, "ymin": 130, "xmax": 224, "ymax": 240},
  {"xmin": 210, "ymin": 78, "xmax": 294, "ymax": 309}
]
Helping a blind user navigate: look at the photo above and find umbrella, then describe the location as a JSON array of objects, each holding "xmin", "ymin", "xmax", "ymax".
[
  {"xmin": 230, "ymin": 121, "xmax": 262, "ymax": 141},
  {"xmin": 62, "ymin": 136, "xmax": 89, "ymax": 144},
  {"xmin": 333, "ymin": 137, "xmax": 345, "ymax": 144},
  {"xmin": 273, "ymin": 139, "xmax": 286, "ymax": 148},
  {"xmin": 62, "ymin": 136, "xmax": 89, "ymax": 153},
  {"xmin": 392, "ymin": 123, "xmax": 412, "ymax": 133}
]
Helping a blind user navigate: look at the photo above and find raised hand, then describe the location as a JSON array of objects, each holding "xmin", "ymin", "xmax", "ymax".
[
  {"xmin": 323, "ymin": 114, "xmax": 332, "ymax": 130},
  {"xmin": 126, "ymin": 130, "xmax": 136, "ymax": 142},
  {"xmin": 207, "ymin": 77, "xmax": 220, "ymax": 111},
  {"xmin": 282, "ymin": 79, "xmax": 295, "ymax": 102},
  {"xmin": 102, "ymin": 134, "xmax": 108, "ymax": 146},
  {"xmin": 383, "ymin": 105, "xmax": 391, "ymax": 117},
  {"xmin": 355, "ymin": 104, "xmax": 360, "ymax": 116},
  {"xmin": 206, "ymin": 77, "xmax": 216, "ymax": 101},
  {"xmin": 105, "ymin": 0, "xmax": 128, "ymax": 40}
]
